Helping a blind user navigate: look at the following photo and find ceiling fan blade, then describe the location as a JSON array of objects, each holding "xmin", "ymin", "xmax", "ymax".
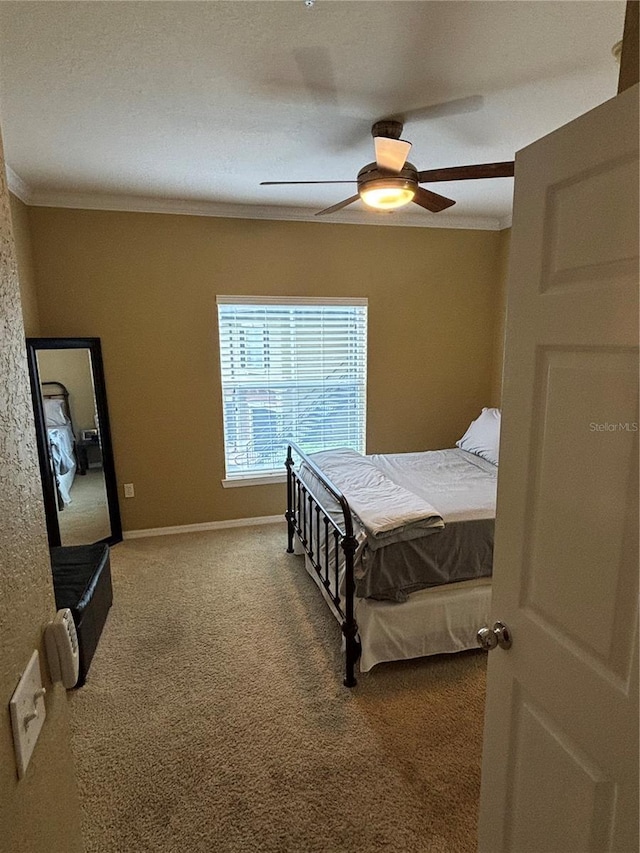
[
  {"xmin": 260, "ymin": 180, "xmax": 356, "ymax": 186},
  {"xmin": 374, "ymin": 137, "xmax": 412, "ymax": 173},
  {"xmin": 418, "ymin": 161, "xmax": 515, "ymax": 183},
  {"xmin": 412, "ymin": 187, "xmax": 456, "ymax": 213},
  {"xmin": 400, "ymin": 95, "xmax": 484, "ymax": 124},
  {"xmin": 260, "ymin": 47, "xmax": 339, "ymax": 108},
  {"xmin": 315, "ymin": 195, "xmax": 360, "ymax": 216}
]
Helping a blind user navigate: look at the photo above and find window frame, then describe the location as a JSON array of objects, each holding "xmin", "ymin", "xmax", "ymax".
[{"xmin": 216, "ymin": 295, "xmax": 368, "ymax": 487}]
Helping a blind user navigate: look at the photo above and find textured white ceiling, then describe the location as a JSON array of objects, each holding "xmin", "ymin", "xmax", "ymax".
[{"xmin": 0, "ymin": 1, "xmax": 626, "ymax": 228}]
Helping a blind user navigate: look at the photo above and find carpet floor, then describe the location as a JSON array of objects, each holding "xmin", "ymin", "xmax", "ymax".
[
  {"xmin": 68, "ymin": 523, "xmax": 487, "ymax": 853},
  {"xmin": 59, "ymin": 469, "xmax": 111, "ymax": 546}
]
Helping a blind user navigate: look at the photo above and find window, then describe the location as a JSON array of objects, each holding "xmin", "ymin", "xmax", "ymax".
[{"xmin": 217, "ymin": 296, "xmax": 368, "ymax": 483}]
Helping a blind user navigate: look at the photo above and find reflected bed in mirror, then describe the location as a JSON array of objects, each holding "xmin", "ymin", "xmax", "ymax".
[
  {"xmin": 40, "ymin": 377, "xmax": 110, "ymax": 544},
  {"xmin": 26, "ymin": 338, "xmax": 122, "ymax": 547}
]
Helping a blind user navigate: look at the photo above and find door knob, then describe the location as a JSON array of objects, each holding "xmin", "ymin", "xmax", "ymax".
[{"xmin": 477, "ymin": 621, "xmax": 512, "ymax": 651}]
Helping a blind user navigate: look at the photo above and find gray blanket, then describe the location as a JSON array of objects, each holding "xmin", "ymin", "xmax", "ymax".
[{"xmin": 357, "ymin": 517, "xmax": 494, "ymax": 602}]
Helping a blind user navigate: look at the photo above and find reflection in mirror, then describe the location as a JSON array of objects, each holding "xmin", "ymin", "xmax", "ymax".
[
  {"xmin": 36, "ymin": 348, "xmax": 111, "ymax": 545},
  {"xmin": 26, "ymin": 337, "xmax": 122, "ymax": 548}
]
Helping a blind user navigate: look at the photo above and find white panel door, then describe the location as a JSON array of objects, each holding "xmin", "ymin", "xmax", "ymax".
[{"xmin": 478, "ymin": 83, "xmax": 639, "ymax": 853}]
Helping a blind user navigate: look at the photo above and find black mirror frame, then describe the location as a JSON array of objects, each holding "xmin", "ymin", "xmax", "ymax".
[{"xmin": 26, "ymin": 337, "xmax": 123, "ymax": 547}]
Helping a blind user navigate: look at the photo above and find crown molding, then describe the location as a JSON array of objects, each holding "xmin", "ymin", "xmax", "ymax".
[
  {"xmin": 5, "ymin": 166, "xmax": 33, "ymax": 204},
  {"xmin": 6, "ymin": 171, "xmax": 505, "ymax": 231}
]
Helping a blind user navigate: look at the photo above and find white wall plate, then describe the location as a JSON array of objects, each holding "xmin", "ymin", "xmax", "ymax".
[{"xmin": 9, "ymin": 650, "xmax": 47, "ymax": 779}]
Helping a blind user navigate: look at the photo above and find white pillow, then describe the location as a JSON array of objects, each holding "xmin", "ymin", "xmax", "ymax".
[
  {"xmin": 43, "ymin": 398, "xmax": 69, "ymax": 427},
  {"xmin": 456, "ymin": 407, "xmax": 501, "ymax": 466}
]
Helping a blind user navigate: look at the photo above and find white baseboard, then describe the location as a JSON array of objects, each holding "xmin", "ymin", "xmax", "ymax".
[{"xmin": 124, "ymin": 514, "xmax": 285, "ymax": 540}]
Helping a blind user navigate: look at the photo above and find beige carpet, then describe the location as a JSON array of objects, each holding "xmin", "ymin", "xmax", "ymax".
[
  {"xmin": 68, "ymin": 523, "xmax": 487, "ymax": 853},
  {"xmin": 58, "ymin": 469, "xmax": 111, "ymax": 545}
]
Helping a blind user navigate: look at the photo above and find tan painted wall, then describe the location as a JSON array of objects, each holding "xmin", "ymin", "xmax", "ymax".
[
  {"xmin": 9, "ymin": 193, "xmax": 40, "ymax": 337},
  {"xmin": 29, "ymin": 207, "xmax": 503, "ymax": 532},
  {"xmin": 0, "ymin": 151, "xmax": 82, "ymax": 845},
  {"xmin": 491, "ymin": 228, "xmax": 511, "ymax": 406},
  {"xmin": 37, "ymin": 347, "xmax": 97, "ymax": 434}
]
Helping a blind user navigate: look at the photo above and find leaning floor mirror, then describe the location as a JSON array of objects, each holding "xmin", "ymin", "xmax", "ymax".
[{"xmin": 26, "ymin": 337, "xmax": 122, "ymax": 547}]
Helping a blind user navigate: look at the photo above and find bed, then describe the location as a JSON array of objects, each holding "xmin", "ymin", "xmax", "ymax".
[
  {"xmin": 285, "ymin": 408, "xmax": 500, "ymax": 686},
  {"xmin": 41, "ymin": 381, "xmax": 78, "ymax": 509}
]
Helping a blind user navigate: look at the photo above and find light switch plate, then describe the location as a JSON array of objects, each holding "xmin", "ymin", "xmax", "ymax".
[{"xmin": 9, "ymin": 650, "xmax": 46, "ymax": 779}]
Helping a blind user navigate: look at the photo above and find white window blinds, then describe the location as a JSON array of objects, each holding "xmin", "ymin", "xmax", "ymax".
[{"xmin": 217, "ymin": 297, "xmax": 368, "ymax": 479}]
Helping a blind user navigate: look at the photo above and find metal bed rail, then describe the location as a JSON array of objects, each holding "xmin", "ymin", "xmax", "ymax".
[{"xmin": 285, "ymin": 441, "xmax": 360, "ymax": 687}]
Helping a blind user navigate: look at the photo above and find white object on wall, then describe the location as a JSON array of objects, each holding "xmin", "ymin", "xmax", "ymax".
[{"xmin": 9, "ymin": 650, "xmax": 47, "ymax": 779}]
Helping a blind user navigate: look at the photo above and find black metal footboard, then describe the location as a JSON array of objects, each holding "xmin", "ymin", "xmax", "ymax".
[{"xmin": 285, "ymin": 442, "xmax": 360, "ymax": 687}]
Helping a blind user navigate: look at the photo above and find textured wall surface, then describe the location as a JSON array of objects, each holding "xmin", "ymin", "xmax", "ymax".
[{"xmin": 0, "ymin": 139, "xmax": 82, "ymax": 848}]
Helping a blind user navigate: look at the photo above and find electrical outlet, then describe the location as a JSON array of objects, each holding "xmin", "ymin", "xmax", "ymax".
[{"xmin": 123, "ymin": 483, "xmax": 135, "ymax": 498}]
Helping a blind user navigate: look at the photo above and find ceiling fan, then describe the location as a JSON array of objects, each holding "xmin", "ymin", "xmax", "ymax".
[{"xmin": 261, "ymin": 119, "xmax": 515, "ymax": 216}]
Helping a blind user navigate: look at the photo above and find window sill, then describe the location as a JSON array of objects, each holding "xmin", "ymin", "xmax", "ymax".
[{"xmin": 222, "ymin": 473, "xmax": 287, "ymax": 488}]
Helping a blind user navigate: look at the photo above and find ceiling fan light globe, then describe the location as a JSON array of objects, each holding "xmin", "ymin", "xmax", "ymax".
[{"xmin": 359, "ymin": 179, "xmax": 415, "ymax": 210}]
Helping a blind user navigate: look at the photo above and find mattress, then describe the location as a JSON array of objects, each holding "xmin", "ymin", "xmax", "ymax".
[
  {"xmin": 368, "ymin": 448, "xmax": 497, "ymax": 522},
  {"xmin": 301, "ymin": 447, "xmax": 497, "ymax": 601}
]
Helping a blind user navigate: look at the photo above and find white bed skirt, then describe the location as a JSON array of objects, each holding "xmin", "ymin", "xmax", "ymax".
[
  {"xmin": 355, "ymin": 577, "xmax": 491, "ymax": 672},
  {"xmin": 298, "ymin": 547, "xmax": 491, "ymax": 673}
]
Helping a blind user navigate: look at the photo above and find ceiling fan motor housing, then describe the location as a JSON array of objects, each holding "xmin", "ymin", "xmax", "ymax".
[
  {"xmin": 357, "ymin": 161, "xmax": 419, "ymax": 193},
  {"xmin": 371, "ymin": 119, "xmax": 404, "ymax": 140}
]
